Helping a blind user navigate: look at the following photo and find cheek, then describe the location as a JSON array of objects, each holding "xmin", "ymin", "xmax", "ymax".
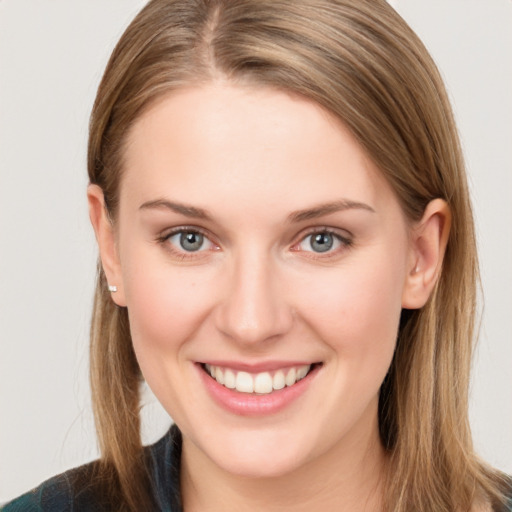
[
  {"xmin": 295, "ymin": 248, "xmax": 406, "ymax": 368},
  {"xmin": 120, "ymin": 246, "xmax": 217, "ymax": 365}
]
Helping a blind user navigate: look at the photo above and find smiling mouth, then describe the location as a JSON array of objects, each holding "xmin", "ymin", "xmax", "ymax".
[{"xmin": 201, "ymin": 363, "xmax": 320, "ymax": 395}]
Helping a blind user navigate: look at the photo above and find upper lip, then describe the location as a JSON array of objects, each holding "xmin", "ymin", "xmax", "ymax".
[{"xmin": 198, "ymin": 360, "xmax": 320, "ymax": 372}]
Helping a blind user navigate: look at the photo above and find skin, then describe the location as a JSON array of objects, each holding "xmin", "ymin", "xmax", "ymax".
[{"xmin": 89, "ymin": 82, "xmax": 450, "ymax": 511}]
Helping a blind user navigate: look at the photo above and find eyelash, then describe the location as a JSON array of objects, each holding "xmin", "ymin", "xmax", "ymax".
[
  {"xmin": 156, "ymin": 226, "xmax": 353, "ymax": 260},
  {"xmin": 291, "ymin": 228, "xmax": 353, "ymax": 260},
  {"xmin": 157, "ymin": 226, "xmax": 218, "ymax": 261}
]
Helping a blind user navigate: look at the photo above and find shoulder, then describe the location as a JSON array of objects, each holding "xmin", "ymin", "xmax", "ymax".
[
  {"xmin": 495, "ymin": 476, "xmax": 512, "ymax": 512},
  {"xmin": 145, "ymin": 424, "xmax": 183, "ymax": 511},
  {"xmin": 504, "ymin": 491, "xmax": 512, "ymax": 512},
  {"xmin": 1, "ymin": 425, "xmax": 182, "ymax": 512},
  {"xmin": 496, "ymin": 497, "xmax": 512, "ymax": 512},
  {"xmin": 0, "ymin": 463, "xmax": 105, "ymax": 512}
]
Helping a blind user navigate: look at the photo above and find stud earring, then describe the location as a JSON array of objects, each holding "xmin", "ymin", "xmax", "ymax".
[{"xmin": 108, "ymin": 284, "xmax": 118, "ymax": 293}]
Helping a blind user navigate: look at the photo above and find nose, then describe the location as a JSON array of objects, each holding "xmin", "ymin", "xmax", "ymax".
[{"xmin": 214, "ymin": 249, "xmax": 294, "ymax": 346}]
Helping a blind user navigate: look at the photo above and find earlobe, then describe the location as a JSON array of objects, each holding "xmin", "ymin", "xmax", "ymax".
[
  {"xmin": 401, "ymin": 198, "xmax": 451, "ymax": 309},
  {"xmin": 87, "ymin": 185, "xmax": 126, "ymax": 307}
]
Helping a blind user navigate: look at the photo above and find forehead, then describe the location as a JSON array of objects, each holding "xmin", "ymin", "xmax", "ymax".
[{"xmin": 120, "ymin": 83, "xmax": 396, "ymax": 219}]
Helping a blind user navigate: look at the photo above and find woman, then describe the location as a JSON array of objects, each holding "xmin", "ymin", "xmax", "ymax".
[{"xmin": 3, "ymin": 0, "xmax": 510, "ymax": 510}]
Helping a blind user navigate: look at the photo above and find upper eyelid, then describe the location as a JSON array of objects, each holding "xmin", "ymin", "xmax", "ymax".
[
  {"xmin": 158, "ymin": 226, "xmax": 218, "ymax": 254},
  {"xmin": 158, "ymin": 225, "xmax": 352, "ymax": 247},
  {"xmin": 295, "ymin": 226, "xmax": 353, "ymax": 242},
  {"xmin": 289, "ymin": 227, "xmax": 353, "ymax": 256},
  {"xmin": 159, "ymin": 227, "xmax": 218, "ymax": 258},
  {"xmin": 160, "ymin": 225, "xmax": 214, "ymax": 240}
]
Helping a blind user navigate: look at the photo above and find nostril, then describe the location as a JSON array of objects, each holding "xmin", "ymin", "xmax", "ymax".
[
  {"xmin": 214, "ymin": 302, "xmax": 294, "ymax": 345},
  {"xmin": 212, "ymin": 265, "xmax": 294, "ymax": 344}
]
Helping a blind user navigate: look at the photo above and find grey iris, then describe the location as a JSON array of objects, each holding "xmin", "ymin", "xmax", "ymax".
[
  {"xmin": 180, "ymin": 232, "xmax": 204, "ymax": 251},
  {"xmin": 310, "ymin": 232, "xmax": 333, "ymax": 252}
]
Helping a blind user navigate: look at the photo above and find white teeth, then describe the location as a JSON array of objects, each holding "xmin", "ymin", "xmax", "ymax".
[
  {"xmin": 224, "ymin": 369, "xmax": 236, "ymax": 389},
  {"xmin": 296, "ymin": 365, "xmax": 309, "ymax": 380},
  {"xmin": 273, "ymin": 370, "xmax": 285, "ymax": 390},
  {"xmin": 236, "ymin": 371, "xmax": 254, "ymax": 393},
  {"xmin": 285, "ymin": 367, "xmax": 297, "ymax": 386},
  {"xmin": 254, "ymin": 372, "xmax": 273, "ymax": 394},
  {"xmin": 205, "ymin": 364, "xmax": 312, "ymax": 394},
  {"xmin": 215, "ymin": 366, "xmax": 224, "ymax": 385}
]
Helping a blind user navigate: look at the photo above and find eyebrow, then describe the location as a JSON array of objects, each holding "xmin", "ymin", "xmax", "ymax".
[
  {"xmin": 139, "ymin": 197, "xmax": 375, "ymax": 223},
  {"xmin": 139, "ymin": 199, "xmax": 213, "ymax": 220},
  {"xmin": 287, "ymin": 199, "xmax": 375, "ymax": 223}
]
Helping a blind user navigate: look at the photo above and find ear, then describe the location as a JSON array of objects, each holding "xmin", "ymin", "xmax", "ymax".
[
  {"xmin": 87, "ymin": 184, "xmax": 126, "ymax": 307},
  {"xmin": 401, "ymin": 198, "xmax": 451, "ymax": 309}
]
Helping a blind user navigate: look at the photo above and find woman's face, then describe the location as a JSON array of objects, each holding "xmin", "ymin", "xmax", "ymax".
[{"xmin": 104, "ymin": 83, "xmax": 418, "ymax": 477}]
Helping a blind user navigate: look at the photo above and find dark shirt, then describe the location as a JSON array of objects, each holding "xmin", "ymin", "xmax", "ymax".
[
  {"xmin": 2, "ymin": 425, "xmax": 512, "ymax": 511},
  {"xmin": 1, "ymin": 425, "xmax": 182, "ymax": 512}
]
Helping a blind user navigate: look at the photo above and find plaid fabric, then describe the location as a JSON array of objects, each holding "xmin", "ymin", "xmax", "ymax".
[
  {"xmin": 2, "ymin": 425, "xmax": 511, "ymax": 511},
  {"xmin": 1, "ymin": 425, "xmax": 182, "ymax": 512}
]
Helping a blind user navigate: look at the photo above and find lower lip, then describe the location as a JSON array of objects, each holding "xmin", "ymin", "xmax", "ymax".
[{"xmin": 197, "ymin": 364, "xmax": 320, "ymax": 416}]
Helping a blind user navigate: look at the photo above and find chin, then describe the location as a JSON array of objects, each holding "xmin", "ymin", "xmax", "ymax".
[
  {"xmin": 213, "ymin": 451, "xmax": 309, "ymax": 479},
  {"xmin": 197, "ymin": 425, "xmax": 318, "ymax": 479}
]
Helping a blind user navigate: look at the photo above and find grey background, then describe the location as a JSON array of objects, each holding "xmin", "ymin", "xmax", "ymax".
[{"xmin": 1, "ymin": 0, "xmax": 511, "ymax": 501}]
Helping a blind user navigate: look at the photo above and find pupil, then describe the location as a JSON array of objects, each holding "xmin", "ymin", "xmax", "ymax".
[
  {"xmin": 180, "ymin": 232, "xmax": 203, "ymax": 251},
  {"xmin": 311, "ymin": 233, "xmax": 333, "ymax": 253}
]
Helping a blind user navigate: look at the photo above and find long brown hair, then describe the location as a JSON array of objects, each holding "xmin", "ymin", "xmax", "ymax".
[{"xmin": 88, "ymin": 1, "xmax": 506, "ymax": 509}]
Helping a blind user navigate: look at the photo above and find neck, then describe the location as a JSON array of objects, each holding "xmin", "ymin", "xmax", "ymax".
[{"xmin": 181, "ymin": 406, "xmax": 387, "ymax": 512}]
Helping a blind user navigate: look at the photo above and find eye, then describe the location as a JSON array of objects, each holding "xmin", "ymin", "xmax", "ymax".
[
  {"xmin": 294, "ymin": 230, "xmax": 351, "ymax": 254},
  {"xmin": 308, "ymin": 232, "xmax": 336, "ymax": 253},
  {"xmin": 164, "ymin": 229, "xmax": 216, "ymax": 253}
]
